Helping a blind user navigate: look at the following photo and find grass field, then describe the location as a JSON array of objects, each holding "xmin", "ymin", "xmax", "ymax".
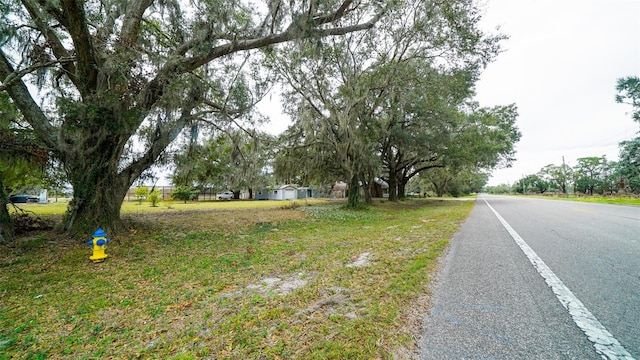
[
  {"xmin": 525, "ymin": 194, "xmax": 640, "ymax": 206},
  {"xmin": 1, "ymin": 199, "xmax": 474, "ymax": 359}
]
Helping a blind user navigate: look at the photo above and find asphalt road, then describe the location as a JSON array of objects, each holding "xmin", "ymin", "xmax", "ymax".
[{"xmin": 419, "ymin": 195, "xmax": 640, "ymax": 359}]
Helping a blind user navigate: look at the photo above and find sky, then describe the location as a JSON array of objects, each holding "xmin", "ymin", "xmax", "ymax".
[
  {"xmin": 258, "ymin": 0, "xmax": 640, "ymax": 186},
  {"xmin": 474, "ymin": 0, "xmax": 640, "ymax": 185}
]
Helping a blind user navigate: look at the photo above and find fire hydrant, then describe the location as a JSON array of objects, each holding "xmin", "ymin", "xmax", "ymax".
[{"xmin": 87, "ymin": 228, "xmax": 109, "ymax": 263}]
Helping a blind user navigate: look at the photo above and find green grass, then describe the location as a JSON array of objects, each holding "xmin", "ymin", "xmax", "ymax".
[
  {"xmin": 527, "ymin": 194, "xmax": 640, "ymax": 206},
  {"xmin": 1, "ymin": 199, "xmax": 473, "ymax": 359},
  {"xmin": 9, "ymin": 198, "xmax": 329, "ymax": 216}
]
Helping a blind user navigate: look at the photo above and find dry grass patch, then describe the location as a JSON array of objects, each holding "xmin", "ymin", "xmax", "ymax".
[{"xmin": 1, "ymin": 199, "xmax": 473, "ymax": 359}]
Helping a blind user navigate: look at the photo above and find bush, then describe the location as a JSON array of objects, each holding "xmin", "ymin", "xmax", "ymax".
[
  {"xmin": 134, "ymin": 186, "xmax": 149, "ymax": 205},
  {"xmin": 147, "ymin": 189, "xmax": 162, "ymax": 207},
  {"xmin": 171, "ymin": 186, "xmax": 199, "ymax": 203}
]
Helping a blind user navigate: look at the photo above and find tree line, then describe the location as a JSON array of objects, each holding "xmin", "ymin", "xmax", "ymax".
[{"xmin": 484, "ymin": 137, "xmax": 640, "ymax": 196}]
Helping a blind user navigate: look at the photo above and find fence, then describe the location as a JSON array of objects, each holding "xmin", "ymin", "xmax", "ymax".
[
  {"xmin": 125, "ymin": 186, "xmax": 340, "ymax": 202},
  {"xmin": 125, "ymin": 187, "xmax": 241, "ymax": 202}
]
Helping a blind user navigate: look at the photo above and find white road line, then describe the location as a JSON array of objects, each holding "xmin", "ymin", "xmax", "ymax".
[{"xmin": 482, "ymin": 197, "xmax": 635, "ymax": 360}]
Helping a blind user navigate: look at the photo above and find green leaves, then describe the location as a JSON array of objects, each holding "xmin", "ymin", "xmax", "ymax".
[
  {"xmin": 617, "ymin": 137, "xmax": 640, "ymax": 192},
  {"xmin": 270, "ymin": 0, "xmax": 518, "ymax": 201},
  {"xmin": 171, "ymin": 129, "xmax": 274, "ymax": 194},
  {"xmin": 170, "ymin": 186, "xmax": 200, "ymax": 203},
  {"xmin": 615, "ymin": 76, "xmax": 640, "ymax": 123}
]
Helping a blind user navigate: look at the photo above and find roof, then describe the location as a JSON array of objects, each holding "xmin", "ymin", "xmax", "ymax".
[{"xmin": 278, "ymin": 184, "xmax": 297, "ymax": 190}]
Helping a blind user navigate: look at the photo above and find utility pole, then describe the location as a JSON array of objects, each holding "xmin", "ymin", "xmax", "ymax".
[{"xmin": 562, "ymin": 156, "xmax": 568, "ymax": 198}]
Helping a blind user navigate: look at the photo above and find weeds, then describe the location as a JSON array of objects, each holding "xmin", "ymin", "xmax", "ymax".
[{"xmin": 0, "ymin": 199, "xmax": 473, "ymax": 358}]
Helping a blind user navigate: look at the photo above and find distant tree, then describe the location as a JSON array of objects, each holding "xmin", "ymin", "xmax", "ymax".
[
  {"xmin": 573, "ymin": 157, "xmax": 605, "ymax": 195},
  {"xmin": 422, "ymin": 167, "xmax": 455, "ymax": 198},
  {"xmin": 529, "ymin": 174, "xmax": 549, "ymax": 194},
  {"xmin": 172, "ymin": 130, "xmax": 273, "ymax": 199},
  {"xmin": 483, "ymin": 183, "xmax": 511, "ymax": 194},
  {"xmin": 134, "ymin": 186, "xmax": 149, "ymax": 205},
  {"xmin": 538, "ymin": 164, "xmax": 571, "ymax": 194},
  {"xmin": 616, "ymin": 137, "xmax": 640, "ymax": 193},
  {"xmin": 615, "ymin": 76, "xmax": 640, "ymax": 123},
  {"xmin": 421, "ymin": 166, "xmax": 488, "ymax": 197},
  {"xmin": 601, "ymin": 160, "xmax": 619, "ymax": 195},
  {"xmin": 516, "ymin": 174, "xmax": 548, "ymax": 194},
  {"xmin": 512, "ymin": 180, "xmax": 525, "ymax": 194},
  {"xmin": 147, "ymin": 189, "xmax": 162, "ymax": 207},
  {"xmin": 271, "ymin": 0, "xmax": 515, "ymax": 207},
  {"xmin": 172, "ymin": 139, "xmax": 226, "ymax": 189},
  {"xmin": 171, "ymin": 186, "xmax": 199, "ymax": 203}
]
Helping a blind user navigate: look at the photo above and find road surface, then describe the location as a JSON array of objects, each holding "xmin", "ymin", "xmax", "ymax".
[{"xmin": 420, "ymin": 195, "xmax": 640, "ymax": 359}]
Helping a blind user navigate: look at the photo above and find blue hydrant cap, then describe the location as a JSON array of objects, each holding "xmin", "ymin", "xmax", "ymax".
[
  {"xmin": 97, "ymin": 239, "xmax": 106, "ymax": 246},
  {"xmin": 93, "ymin": 228, "xmax": 107, "ymax": 238}
]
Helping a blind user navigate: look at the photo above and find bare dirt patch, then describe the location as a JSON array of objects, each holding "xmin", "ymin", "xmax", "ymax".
[
  {"xmin": 346, "ymin": 252, "xmax": 372, "ymax": 267},
  {"xmin": 246, "ymin": 273, "xmax": 310, "ymax": 296}
]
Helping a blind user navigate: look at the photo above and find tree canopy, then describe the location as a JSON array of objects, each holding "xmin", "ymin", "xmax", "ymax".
[
  {"xmin": 615, "ymin": 76, "xmax": 640, "ymax": 123},
  {"xmin": 171, "ymin": 129, "xmax": 274, "ymax": 198},
  {"xmin": 270, "ymin": 0, "xmax": 519, "ymax": 206},
  {"xmin": 0, "ymin": 0, "xmax": 391, "ymax": 235}
]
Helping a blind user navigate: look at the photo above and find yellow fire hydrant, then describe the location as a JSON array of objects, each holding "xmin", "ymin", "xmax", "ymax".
[{"xmin": 87, "ymin": 228, "xmax": 109, "ymax": 263}]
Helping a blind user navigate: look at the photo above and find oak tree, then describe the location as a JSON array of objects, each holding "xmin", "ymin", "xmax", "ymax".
[
  {"xmin": 272, "ymin": 0, "xmax": 513, "ymax": 205},
  {"xmin": 0, "ymin": 0, "xmax": 389, "ymax": 235}
]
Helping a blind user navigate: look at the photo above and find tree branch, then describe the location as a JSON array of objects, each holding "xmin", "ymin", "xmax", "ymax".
[
  {"xmin": 0, "ymin": 57, "xmax": 75, "ymax": 92},
  {"xmin": 0, "ymin": 49, "xmax": 57, "ymax": 149},
  {"xmin": 35, "ymin": 0, "xmax": 68, "ymax": 28},
  {"xmin": 140, "ymin": 2, "xmax": 388, "ymax": 119},
  {"xmin": 312, "ymin": 0, "xmax": 354, "ymax": 24},
  {"xmin": 120, "ymin": 0, "xmax": 155, "ymax": 46},
  {"xmin": 59, "ymin": 0, "xmax": 99, "ymax": 94},
  {"xmin": 186, "ymin": 5, "xmax": 386, "ymax": 70},
  {"xmin": 20, "ymin": 0, "xmax": 78, "ymax": 85},
  {"xmin": 122, "ymin": 110, "xmax": 191, "ymax": 185}
]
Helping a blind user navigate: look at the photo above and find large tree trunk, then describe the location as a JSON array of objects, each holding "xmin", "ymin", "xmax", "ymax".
[
  {"xmin": 387, "ymin": 175, "xmax": 398, "ymax": 201},
  {"xmin": 362, "ymin": 175, "xmax": 373, "ymax": 205},
  {"xmin": 0, "ymin": 174, "xmax": 14, "ymax": 244},
  {"xmin": 58, "ymin": 109, "xmax": 136, "ymax": 237},
  {"xmin": 347, "ymin": 173, "xmax": 360, "ymax": 208},
  {"xmin": 62, "ymin": 161, "xmax": 131, "ymax": 238},
  {"xmin": 397, "ymin": 179, "xmax": 407, "ymax": 199}
]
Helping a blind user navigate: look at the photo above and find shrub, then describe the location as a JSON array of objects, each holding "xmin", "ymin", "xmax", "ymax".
[
  {"xmin": 147, "ymin": 189, "xmax": 162, "ymax": 207},
  {"xmin": 134, "ymin": 186, "xmax": 149, "ymax": 205},
  {"xmin": 171, "ymin": 186, "xmax": 199, "ymax": 203}
]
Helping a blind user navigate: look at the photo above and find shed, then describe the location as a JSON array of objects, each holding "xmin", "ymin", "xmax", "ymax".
[
  {"xmin": 255, "ymin": 190, "xmax": 270, "ymax": 200},
  {"xmin": 296, "ymin": 187, "xmax": 313, "ymax": 199},
  {"xmin": 271, "ymin": 184, "xmax": 297, "ymax": 200}
]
